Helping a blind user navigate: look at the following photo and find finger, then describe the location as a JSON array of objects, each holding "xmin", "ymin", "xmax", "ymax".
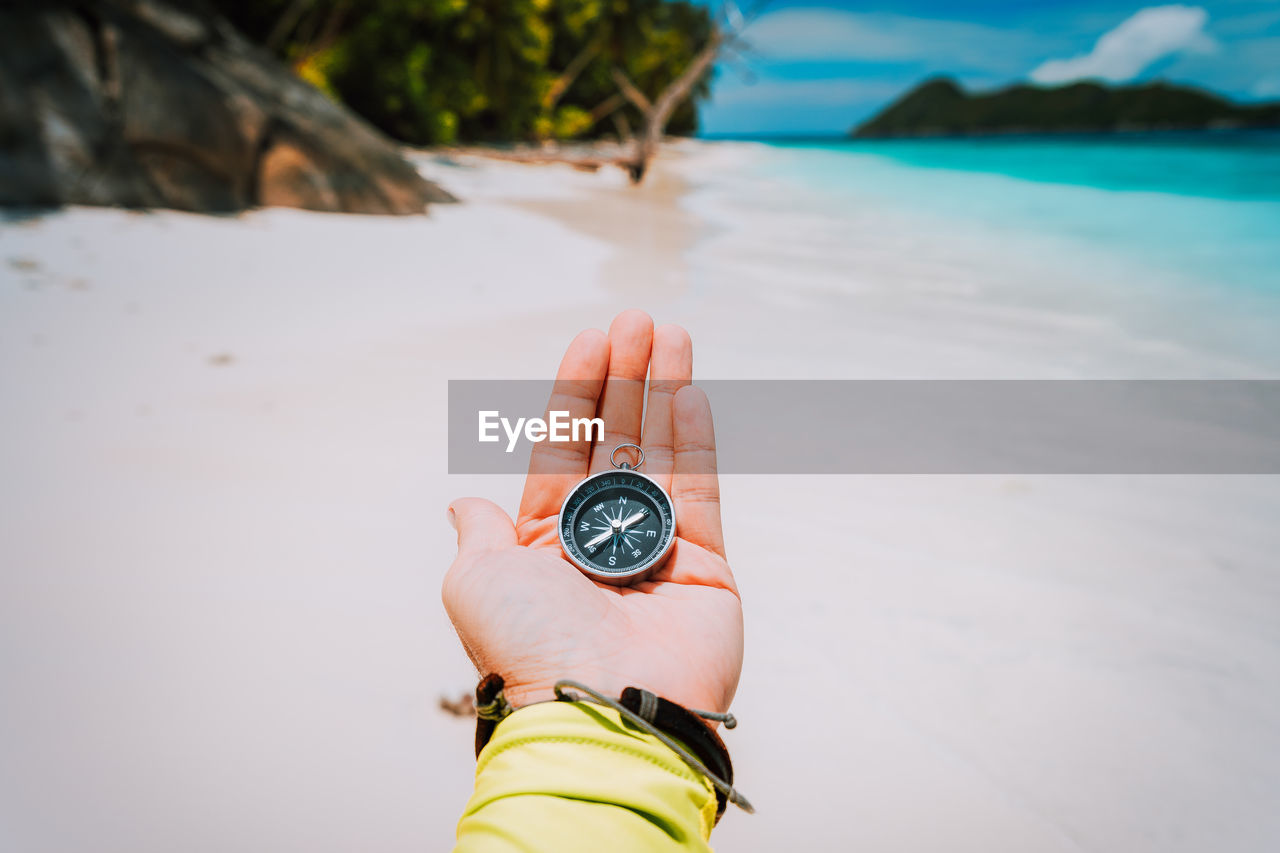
[
  {"xmin": 589, "ymin": 310, "xmax": 653, "ymax": 474},
  {"xmin": 672, "ymin": 385, "xmax": 725, "ymax": 560},
  {"xmin": 640, "ymin": 324, "xmax": 692, "ymax": 493},
  {"xmin": 443, "ymin": 498, "xmax": 518, "ymax": 633},
  {"xmin": 518, "ymin": 329, "xmax": 609, "ymax": 522},
  {"xmin": 449, "ymin": 497, "xmax": 518, "ymax": 558}
]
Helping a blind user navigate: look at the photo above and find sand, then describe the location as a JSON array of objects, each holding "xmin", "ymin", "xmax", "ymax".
[{"xmin": 1, "ymin": 143, "xmax": 1278, "ymax": 852}]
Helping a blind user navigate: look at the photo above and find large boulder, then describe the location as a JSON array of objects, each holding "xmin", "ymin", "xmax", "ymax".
[{"xmin": 0, "ymin": 0, "xmax": 454, "ymax": 214}]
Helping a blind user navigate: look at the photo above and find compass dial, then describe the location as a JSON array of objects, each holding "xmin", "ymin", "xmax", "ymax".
[{"xmin": 559, "ymin": 469, "xmax": 676, "ymax": 584}]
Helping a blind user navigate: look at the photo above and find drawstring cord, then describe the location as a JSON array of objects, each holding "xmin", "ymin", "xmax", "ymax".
[{"xmin": 554, "ymin": 679, "xmax": 755, "ymax": 814}]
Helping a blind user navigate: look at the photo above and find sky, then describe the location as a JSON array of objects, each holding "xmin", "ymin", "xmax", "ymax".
[{"xmin": 695, "ymin": 1, "xmax": 1280, "ymax": 135}]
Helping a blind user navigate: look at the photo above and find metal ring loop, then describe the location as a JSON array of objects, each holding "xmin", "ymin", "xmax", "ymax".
[{"xmin": 610, "ymin": 443, "xmax": 644, "ymax": 470}]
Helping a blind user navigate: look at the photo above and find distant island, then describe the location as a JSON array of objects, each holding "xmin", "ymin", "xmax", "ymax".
[{"xmin": 851, "ymin": 78, "xmax": 1280, "ymax": 139}]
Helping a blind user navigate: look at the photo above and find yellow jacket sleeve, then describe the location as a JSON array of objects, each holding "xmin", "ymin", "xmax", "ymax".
[{"xmin": 454, "ymin": 701, "xmax": 719, "ymax": 852}]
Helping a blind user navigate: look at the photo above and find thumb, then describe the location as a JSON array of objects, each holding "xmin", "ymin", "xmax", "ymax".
[{"xmin": 448, "ymin": 497, "xmax": 517, "ymax": 557}]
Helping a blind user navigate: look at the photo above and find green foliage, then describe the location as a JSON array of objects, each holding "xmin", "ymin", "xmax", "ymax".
[
  {"xmin": 213, "ymin": 0, "xmax": 716, "ymax": 146},
  {"xmin": 553, "ymin": 104, "xmax": 596, "ymax": 139}
]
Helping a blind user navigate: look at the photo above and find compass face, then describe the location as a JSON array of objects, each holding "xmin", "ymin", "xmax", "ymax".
[{"xmin": 559, "ymin": 469, "xmax": 676, "ymax": 584}]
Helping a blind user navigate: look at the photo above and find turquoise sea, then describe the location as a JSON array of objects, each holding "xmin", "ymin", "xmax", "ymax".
[
  {"xmin": 691, "ymin": 132, "xmax": 1280, "ymax": 371},
  {"xmin": 767, "ymin": 133, "xmax": 1280, "ymax": 293}
]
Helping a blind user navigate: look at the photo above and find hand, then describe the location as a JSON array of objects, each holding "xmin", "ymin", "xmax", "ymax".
[{"xmin": 443, "ymin": 310, "xmax": 743, "ymax": 715}]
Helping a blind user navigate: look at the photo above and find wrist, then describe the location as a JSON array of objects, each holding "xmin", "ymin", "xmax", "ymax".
[
  {"xmin": 494, "ymin": 671, "xmax": 731, "ymax": 723},
  {"xmin": 495, "ymin": 669, "xmax": 626, "ymax": 711},
  {"xmin": 495, "ymin": 681, "xmax": 560, "ymax": 709}
]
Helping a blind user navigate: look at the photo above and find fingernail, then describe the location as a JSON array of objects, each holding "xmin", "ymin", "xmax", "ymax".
[{"xmin": 446, "ymin": 507, "xmax": 456, "ymax": 530}]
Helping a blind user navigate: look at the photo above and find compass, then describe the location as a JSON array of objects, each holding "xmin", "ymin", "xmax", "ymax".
[{"xmin": 558, "ymin": 444, "xmax": 676, "ymax": 585}]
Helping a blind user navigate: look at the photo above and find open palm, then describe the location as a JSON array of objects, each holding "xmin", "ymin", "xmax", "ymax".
[{"xmin": 443, "ymin": 311, "xmax": 743, "ymax": 714}]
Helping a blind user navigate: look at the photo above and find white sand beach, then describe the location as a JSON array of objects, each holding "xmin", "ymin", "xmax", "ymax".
[{"xmin": 2, "ymin": 143, "xmax": 1278, "ymax": 851}]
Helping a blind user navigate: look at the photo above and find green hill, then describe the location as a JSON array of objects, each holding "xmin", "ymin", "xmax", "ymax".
[{"xmin": 852, "ymin": 78, "xmax": 1280, "ymax": 138}]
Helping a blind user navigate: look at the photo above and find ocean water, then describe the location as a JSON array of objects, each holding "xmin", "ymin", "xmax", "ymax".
[
  {"xmin": 680, "ymin": 133, "xmax": 1280, "ymax": 373},
  {"xmin": 769, "ymin": 133, "xmax": 1280, "ymax": 293}
]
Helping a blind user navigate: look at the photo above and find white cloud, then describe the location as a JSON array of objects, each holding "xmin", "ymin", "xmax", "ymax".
[
  {"xmin": 745, "ymin": 9, "xmax": 1047, "ymax": 74},
  {"xmin": 1030, "ymin": 5, "xmax": 1216, "ymax": 85}
]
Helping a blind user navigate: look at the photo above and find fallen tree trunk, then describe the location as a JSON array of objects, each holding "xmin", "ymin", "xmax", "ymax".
[{"xmin": 610, "ymin": 24, "xmax": 725, "ymax": 183}]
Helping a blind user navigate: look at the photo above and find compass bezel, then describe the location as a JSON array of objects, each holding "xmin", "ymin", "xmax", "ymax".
[{"xmin": 557, "ymin": 468, "xmax": 676, "ymax": 585}]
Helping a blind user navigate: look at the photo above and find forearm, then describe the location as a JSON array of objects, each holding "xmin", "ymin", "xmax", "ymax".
[{"xmin": 454, "ymin": 701, "xmax": 717, "ymax": 853}]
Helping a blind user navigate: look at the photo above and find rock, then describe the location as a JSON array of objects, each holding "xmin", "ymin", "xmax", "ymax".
[
  {"xmin": 0, "ymin": 0, "xmax": 455, "ymax": 214},
  {"xmin": 256, "ymin": 139, "xmax": 341, "ymax": 212}
]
